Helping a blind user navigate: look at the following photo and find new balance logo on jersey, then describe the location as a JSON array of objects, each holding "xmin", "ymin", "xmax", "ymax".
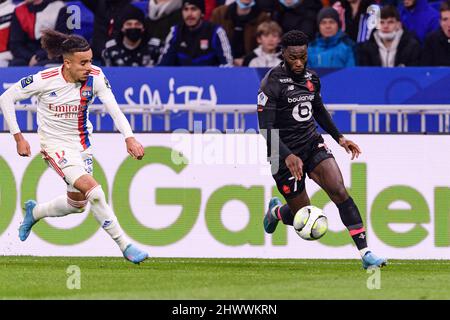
[
  {"xmin": 304, "ymin": 72, "xmax": 313, "ymax": 80},
  {"xmin": 49, "ymin": 92, "xmax": 57, "ymax": 97},
  {"xmin": 359, "ymin": 233, "xmax": 366, "ymax": 239},
  {"xmin": 288, "ymin": 85, "xmax": 294, "ymax": 91}
]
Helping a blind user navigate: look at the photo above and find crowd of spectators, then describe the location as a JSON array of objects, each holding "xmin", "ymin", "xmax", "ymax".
[{"xmin": 0, "ymin": 0, "xmax": 448, "ymax": 67}]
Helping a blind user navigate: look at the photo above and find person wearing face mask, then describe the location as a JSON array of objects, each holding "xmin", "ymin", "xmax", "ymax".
[
  {"xmin": 210, "ymin": 0, "xmax": 270, "ymax": 66},
  {"xmin": 81, "ymin": 0, "xmax": 133, "ymax": 63},
  {"xmin": 271, "ymin": 0, "xmax": 322, "ymax": 41},
  {"xmin": 102, "ymin": 5, "xmax": 158, "ymax": 66},
  {"xmin": 357, "ymin": 5, "xmax": 420, "ymax": 66}
]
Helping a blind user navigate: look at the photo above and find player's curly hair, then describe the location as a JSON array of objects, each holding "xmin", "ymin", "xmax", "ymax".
[
  {"xmin": 280, "ymin": 30, "xmax": 309, "ymax": 49},
  {"xmin": 41, "ymin": 29, "xmax": 90, "ymax": 59}
]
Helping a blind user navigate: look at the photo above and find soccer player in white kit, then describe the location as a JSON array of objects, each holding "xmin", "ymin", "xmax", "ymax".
[{"xmin": 0, "ymin": 30, "xmax": 148, "ymax": 264}]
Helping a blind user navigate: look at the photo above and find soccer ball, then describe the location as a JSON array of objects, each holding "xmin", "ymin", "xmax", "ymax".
[{"xmin": 293, "ymin": 206, "xmax": 328, "ymax": 241}]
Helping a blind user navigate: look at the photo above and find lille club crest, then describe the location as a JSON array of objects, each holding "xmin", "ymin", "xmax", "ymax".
[
  {"xmin": 282, "ymin": 185, "xmax": 291, "ymax": 194},
  {"xmin": 306, "ymin": 80, "xmax": 314, "ymax": 92}
]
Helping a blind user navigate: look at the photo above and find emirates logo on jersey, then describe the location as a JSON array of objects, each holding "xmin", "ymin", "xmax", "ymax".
[{"xmin": 306, "ymin": 80, "xmax": 314, "ymax": 92}]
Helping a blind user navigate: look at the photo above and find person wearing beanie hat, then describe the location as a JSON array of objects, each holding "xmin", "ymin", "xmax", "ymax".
[
  {"xmin": 317, "ymin": 6, "xmax": 341, "ymax": 28},
  {"xmin": 119, "ymin": 3, "xmax": 146, "ymax": 27},
  {"xmin": 157, "ymin": 0, "xmax": 233, "ymax": 66},
  {"xmin": 80, "ymin": 0, "xmax": 133, "ymax": 62},
  {"xmin": 307, "ymin": 6, "xmax": 356, "ymax": 67},
  {"xmin": 102, "ymin": 5, "xmax": 158, "ymax": 66},
  {"xmin": 182, "ymin": 0, "xmax": 205, "ymax": 14}
]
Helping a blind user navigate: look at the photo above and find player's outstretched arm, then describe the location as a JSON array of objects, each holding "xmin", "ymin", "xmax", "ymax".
[
  {"xmin": 0, "ymin": 74, "xmax": 40, "ymax": 157},
  {"xmin": 14, "ymin": 133, "xmax": 31, "ymax": 157},
  {"xmin": 338, "ymin": 136, "xmax": 361, "ymax": 160},
  {"xmin": 125, "ymin": 136, "xmax": 145, "ymax": 160},
  {"xmin": 95, "ymin": 71, "xmax": 145, "ymax": 160},
  {"xmin": 312, "ymin": 95, "xmax": 361, "ymax": 160}
]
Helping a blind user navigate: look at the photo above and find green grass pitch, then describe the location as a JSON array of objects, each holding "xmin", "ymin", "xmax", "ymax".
[{"xmin": 1, "ymin": 257, "xmax": 449, "ymax": 299}]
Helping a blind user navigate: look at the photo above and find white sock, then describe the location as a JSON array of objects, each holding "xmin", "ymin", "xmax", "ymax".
[
  {"xmin": 360, "ymin": 248, "xmax": 370, "ymax": 257},
  {"xmin": 86, "ymin": 185, "xmax": 130, "ymax": 252},
  {"xmin": 33, "ymin": 195, "xmax": 87, "ymax": 220}
]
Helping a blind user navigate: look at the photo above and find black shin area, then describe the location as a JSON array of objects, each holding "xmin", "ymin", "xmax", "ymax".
[
  {"xmin": 278, "ymin": 204, "xmax": 294, "ymax": 226},
  {"xmin": 337, "ymin": 197, "xmax": 367, "ymax": 250}
]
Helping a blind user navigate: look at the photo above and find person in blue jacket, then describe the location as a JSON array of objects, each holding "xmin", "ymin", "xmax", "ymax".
[
  {"xmin": 308, "ymin": 7, "xmax": 355, "ymax": 68},
  {"xmin": 399, "ymin": 0, "xmax": 440, "ymax": 43}
]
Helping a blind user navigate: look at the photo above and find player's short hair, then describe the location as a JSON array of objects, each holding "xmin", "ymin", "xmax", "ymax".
[
  {"xmin": 41, "ymin": 29, "xmax": 90, "ymax": 59},
  {"xmin": 280, "ymin": 30, "xmax": 309, "ymax": 49},
  {"xmin": 381, "ymin": 5, "xmax": 401, "ymax": 21},
  {"xmin": 256, "ymin": 21, "xmax": 283, "ymax": 38},
  {"xmin": 441, "ymin": 0, "xmax": 450, "ymax": 13}
]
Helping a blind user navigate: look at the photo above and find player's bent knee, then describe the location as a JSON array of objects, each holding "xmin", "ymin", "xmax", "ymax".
[
  {"xmin": 67, "ymin": 197, "xmax": 88, "ymax": 213},
  {"xmin": 85, "ymin": 185, "xmax": 105, "ymax": 203}
]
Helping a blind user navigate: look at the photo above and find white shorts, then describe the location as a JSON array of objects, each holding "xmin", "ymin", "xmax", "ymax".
[{"xmin": 41, "ymin": 145, "xmax": 93, "ymax": 193}]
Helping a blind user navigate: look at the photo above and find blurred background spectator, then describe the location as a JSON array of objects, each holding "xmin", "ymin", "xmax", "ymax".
[
  {"xmin": 357, "ymin": 5, "xmax": 420, "ymax": 66},
  {"xmin": 0, "ymin": 0, "xmax": 15, "ymax": 67},
  {"xmin": 421, "ymin": 0, "xmax": 450, "ymax": 66},
  {"xmin": 158, "ymin": 0, "xmax": 233, "ymax": 66},
  {"xmin": 146, "ymin": 0, "xmax": 182, "ymax": 62},
  {"xmin": 331, "ymin": 0, "xmax": 375, "ymax": 43},
  {"xmin": 399, "ymin": 0, "xmax": 440, "ymax": 43},
  {"xmin": 308, "ymin": 6, "xmax": 356, "ymax": 67},
  {"xmin": 204, "ymin": 0, "xmax": 217, "ymax": 19},
  {"xmin": 271, "ymin": 0, "xmax": 323, "ymax": 41},
  {"xmin": 103, "ymin": 4, "xmax": 157, "ymax": 66},
  {"xmin": 210, "ymin": 0, "xmax": 270, "ymax": 66},
  {"xmin": 9, "ymin": 0, "xmax": 70, "ymax": 66},
  {"xmin": 242, "ymin": 20, "xmax": 282, "ymax": 67},
  {"xmin": 81, "ymin": 0, "xmax": 133, "ymax": 63}
]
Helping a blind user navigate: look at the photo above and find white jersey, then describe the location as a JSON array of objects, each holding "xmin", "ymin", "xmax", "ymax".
[{"xmin": 0, "ymin": 65, "xmax": 133, "ymax": 151}]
